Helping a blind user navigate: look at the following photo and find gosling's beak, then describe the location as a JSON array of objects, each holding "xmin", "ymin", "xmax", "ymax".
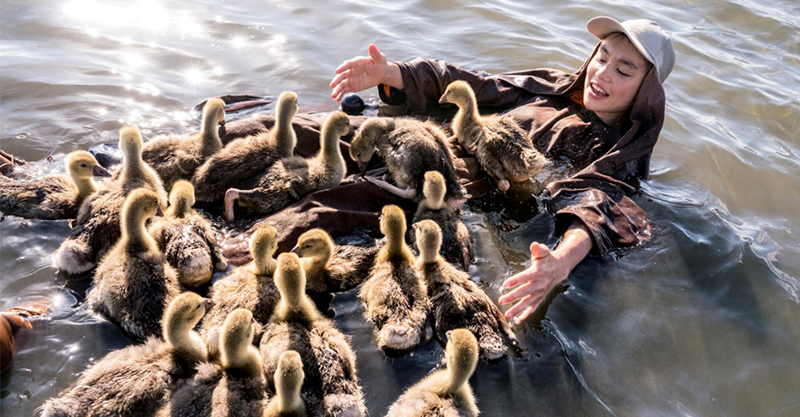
[
  {"xmin": 291, "ymin": 246, "xmax": 302, "ymax": 257},
  {"xmin": 156, "ymin": 205, "xmax": 164, "ymax": 217},
  {"xmin": 203, "ymin": 298, "xmax": 215, "ymax": 310},
  {"xmin": 357, "ymin": 160, "xmax": 368, "ymax": 177},
  {"xmin": 93, "ymin": 164, "xmax": 112, "ymax": 177},
  {"xmin": 438, "ymin": 91, "xmax": 449, "ymax": 104},
  {"xmin": 218, "ymin": 119, "xmax": 226, "ymax": 140}
]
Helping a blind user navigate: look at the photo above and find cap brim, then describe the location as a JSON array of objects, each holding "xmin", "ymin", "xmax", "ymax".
[{"xmin": 586, "ymin": 16, "xmax": 656, "ymax": 67}]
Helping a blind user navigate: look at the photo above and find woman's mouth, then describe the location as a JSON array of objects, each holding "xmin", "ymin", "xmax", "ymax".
[{"xmin": 590, "ymin": 82, "xmax": 609, "ymax": 98}]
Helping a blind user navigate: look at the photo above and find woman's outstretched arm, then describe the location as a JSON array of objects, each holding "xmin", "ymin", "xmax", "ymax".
[{"xmin": 499, "ymin": 219, "xmax": 593, "ymax": 325}]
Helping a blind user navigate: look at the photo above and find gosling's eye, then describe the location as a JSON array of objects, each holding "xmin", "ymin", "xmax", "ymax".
[
  {"xmin": 304, "ymin": 244, "xmax": 312, "ymax": 249},
  {"xmin": 81, "ymin": 163, "xmax": 88, "ymax": 168}
]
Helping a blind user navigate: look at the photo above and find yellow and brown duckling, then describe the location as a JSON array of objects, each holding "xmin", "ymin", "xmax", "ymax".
[
  {"xmin": 359, "ymin": 205, "xmax": 429, "ymax": 352},
  {"xmin": 193, "ymin": 91, "xmax": 299, "ymax": 203},
  {"xmin": 158, "ymin": 308, "xmax": 267, "ymax": 417},
  {"xmin": 293, "ymin": 228, "xmax": 379, "ymax": 294},
  {"xmin": 86, "ymin": 188, "xmax": 182, "ymax": 341},
  {"xmin": 413, "ymin": 220, "xmax": 518, "ymax": 361},
  {"xmin": 409, "ymin": 170, "xmax": 473, "ymax": 271},
  {"xmin": 54, "ymin": 126, "xmax": 168, "ymax": 274},
  {"xmin": 223, "ymin": 111, "xmax": 350, "ymax": 222},
  {"xmin": 0, "ymin": 150, "xmax": 111, "ymax": 220},
  {"xmin": 385, "ymin": 329, "xmax": 480, "ymax": 417},
  {"xmin": 260, "ymin": 252, "xmax": 366, "ymax": 417},
  {"xmin": 115, "ymin": 125, "xmax": 169, "ymax": 204},
  {"xmin": 350, "ymin": 117, "xmax": 468, "ymax": 207},
  {"xmin": 200, "ymin": 225, "xmax": 280, "ymax": 362},
  {"xmin": 137, "ymin": 97, "xmax": 226, "ymax": 190},
  {"xmin": 264, "ymin": 350, "xmax": 307, "ymax": 417},
  {"xmin": 39, "ymin": 292, "xmax": 214, "ymax": 417},
  {"xmin": 148, "ymin": 180, "xmax": 228, "ymax": 287},
  {"xmin": 440, "ymin": 80, "xmax": 547, "ymax": 192}
]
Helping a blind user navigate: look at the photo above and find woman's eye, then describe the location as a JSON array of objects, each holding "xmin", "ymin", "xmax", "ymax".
[{"xmin": 617, "ymin": 69, "xmax": 630, "ymax": 77}]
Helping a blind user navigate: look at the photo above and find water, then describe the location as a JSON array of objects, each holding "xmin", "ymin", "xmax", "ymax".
[{"xmin": 2, "ymin": 0, "xmax": 800, "ymax": 415}]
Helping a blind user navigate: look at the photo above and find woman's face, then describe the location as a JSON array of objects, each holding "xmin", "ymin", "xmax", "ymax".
[{"xmin": 583, "ymin": 34, "xmax": 649, "ymax": 126}]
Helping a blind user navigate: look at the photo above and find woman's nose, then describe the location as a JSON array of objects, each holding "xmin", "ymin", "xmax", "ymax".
[{"xmin": 596, "ymin": 63, "xmax": 612, "ymax": 82}]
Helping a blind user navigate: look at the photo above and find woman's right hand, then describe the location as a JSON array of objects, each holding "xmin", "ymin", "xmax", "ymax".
[{"xmin": 330, "ymin": 44, "xmax": 402, "ymax": 102}]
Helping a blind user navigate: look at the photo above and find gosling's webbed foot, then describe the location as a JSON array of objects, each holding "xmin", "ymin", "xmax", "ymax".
[
  {"xmin": 498, "ymin": 179, "xmax": 510, "ymax": 192},
  {"xmin": 224, "ymin": 188, "xmax": 239, "ymax": 222},
  {"xmin": 364, "ymin": 176, "xmax": 417, "ymax": 199}
]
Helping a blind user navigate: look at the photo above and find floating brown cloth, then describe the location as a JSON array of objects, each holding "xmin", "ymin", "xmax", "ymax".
[
  {"xmin": 214, "ymin": 40, "xmax": 664, "ymax": 260},
  {"xmin": 383, "ymin": 41, "xmax": 665, "ymax": 255},
  {"xmin": 217, "ymin": 112, "xmax": 491, "ymax": 264}
]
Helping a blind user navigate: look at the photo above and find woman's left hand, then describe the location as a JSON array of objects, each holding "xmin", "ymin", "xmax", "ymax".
[
  {"xmin": 498, "ymin": 242, "xmax": 570, "ymax": 325},
  {"xmin": 498, "ymin": 219, "xmax": 594, "ymax": 325}
]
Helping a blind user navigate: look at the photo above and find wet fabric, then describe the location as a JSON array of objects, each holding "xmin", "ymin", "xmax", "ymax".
[
  {"xmin": 386, "ymin": 42, "xmax": 665, "ymax": 254},
  {"xmin": 217, "ymin": 113, "xmax": 491, "ymax": 261},
  {"xmin": 218, "ymin": 42, "xmax": 665, "ymax": 259}
]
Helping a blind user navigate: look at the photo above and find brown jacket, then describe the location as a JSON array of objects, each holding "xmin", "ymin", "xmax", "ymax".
[{"xmin": 387, "ymin": 43, "xmax": 666, "ymax": 254}]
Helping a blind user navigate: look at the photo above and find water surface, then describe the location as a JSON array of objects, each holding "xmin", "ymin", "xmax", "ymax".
[{"xmin": 2, "ymin": 1, "xmax": 800, "ymax": 416}]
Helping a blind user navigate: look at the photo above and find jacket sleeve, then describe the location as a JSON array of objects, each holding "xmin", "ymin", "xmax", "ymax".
[{"xmin": 379, "ymin": 58, "xmax": 536, "ymax": 113}]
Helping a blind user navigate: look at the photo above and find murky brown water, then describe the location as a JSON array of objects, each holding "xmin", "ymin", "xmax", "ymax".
[{"xmin": 2, "ymin": 0, "xmax": 800, "ymax": 416}]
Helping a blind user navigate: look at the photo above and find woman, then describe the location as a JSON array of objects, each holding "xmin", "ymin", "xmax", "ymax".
[{"xmin": 330, "ymin": 16, "xmax": 676, "ymax": 325}]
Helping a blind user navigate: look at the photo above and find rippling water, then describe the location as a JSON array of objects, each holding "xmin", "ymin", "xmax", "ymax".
[{"xmin": 2, "ymin": 0, "xmax": 800, "ymax": 416}]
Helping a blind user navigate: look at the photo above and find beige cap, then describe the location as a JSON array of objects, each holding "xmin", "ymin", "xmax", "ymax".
[{"xmin": 587, "ymin": 16, "xmax": 675, "ymax": 84}]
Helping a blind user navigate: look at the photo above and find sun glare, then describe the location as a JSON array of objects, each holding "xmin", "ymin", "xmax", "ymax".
[
  {"xmin": 62, "ymin": 1, "xmax": 188, "ymax": 37},
  {"xmin": 183, "ymin": 67, "xmax": 209, "ymax": 86}
]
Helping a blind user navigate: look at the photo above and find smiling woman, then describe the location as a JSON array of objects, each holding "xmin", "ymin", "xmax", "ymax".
[
  {"xmin": 330, "ymin": 16, "xmax": 676, "ymax": 325},
  {"xmin": 3, "ymin": 1, "xmax": 800, "ymax": 416},
  {"xmin": 583, "ymin": 33, "xmax": 650, "ymax": 125}
]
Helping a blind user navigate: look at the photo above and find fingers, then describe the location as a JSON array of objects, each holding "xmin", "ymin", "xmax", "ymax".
[
  {"xmin": 505, "ymin": 297, "xmax": 538, "ymax": 325},
  {"xmin": 334, "ymin": 56, "xmax": 363, "ymax": 74},
  {"xmin": 330, "ymin": 78, "xmax": 350, "ymax": 101},
  {"xmin": 329, "ymin": 70, "xmax": 349, "ymax": 89},
  {"xmin": 506, "ymin": 297, "xmax": 541, "ymax": 325},
  {"xmin": 498, "ymin": 280, "xmax": 537, "ymax": 306},
  {"xmin": 530, "ymin": 242, "xmax": 551, "ymax": 260},
  {"xmin": 368, "ymin": 44, "xmax": 384, "ymax": 63},
  {"xmin": 501, "ymin": 267, "xmax": 533, "ymax": 290}
]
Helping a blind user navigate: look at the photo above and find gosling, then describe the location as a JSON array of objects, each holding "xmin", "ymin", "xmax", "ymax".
[
  {"xmin": 148, "ymin": 180, "xmax": 228, "ymax": 287},
  {"xmin": 86, "ymin": 188, "xmax": 181, "ymax": 341},
  {"xmin": 293, "ymin": 228, "xmax": 379, "ymax": 294},
  {"xmin": 223, "ymin": 111, "xmax": 350, "ymax": 222},
  {"xmin": 39, "ymin": 292, "xmax": 214, "ymax": 417},
  {"xmin": 0, "ymin": 150, "xmax": 110, "ymax": 220},
  {"xmin": 54, "ymin": 126, "xmax": 167, "ymax": 274},
  {"xmin": 138, "ymin": 97, "xmax": 226, "ymax": 190},
  {"xmin": 200, "ymin": 225, "xmax": 281, "ymax": 362},
  {"xmin": 440, "ymin": 80, "xmax": 547, "ymax": 192},
  {"xmin": 264, "ymin": 350, "xmax": 307, "ymax": 417},
  {"xmin": 158, "ymin": 308, "xmax": 267, "ymax": 417},
  {"xmin": 260, "ymin": 252, "xmax": 366, "ymax": 417},
  {"xmin": 350, "ymin": 117, "xmax": 468, "ymax": 207},
  {"xmin": 413, "ymin": 219, "xmax": 518, "ymax": 361},
  {"xmin": 409, "ymin": 170, "xmax": 473, "ymax": 271},
  {"xmin": 193, "ymin": 91, "xmax": 299, "ymax": 203},
  {"xmin": 359, "ymin": 205, "xmax": 429, "ymax": 352},
  {"xmin": 385, "ymin": 329, "xmax": 480, "ymax": 417}
]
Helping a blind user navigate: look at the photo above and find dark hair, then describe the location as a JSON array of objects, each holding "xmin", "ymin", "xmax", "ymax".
[{"xmin": 601, "ymin": 32, "xmax": 653, "ymax": 72}]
